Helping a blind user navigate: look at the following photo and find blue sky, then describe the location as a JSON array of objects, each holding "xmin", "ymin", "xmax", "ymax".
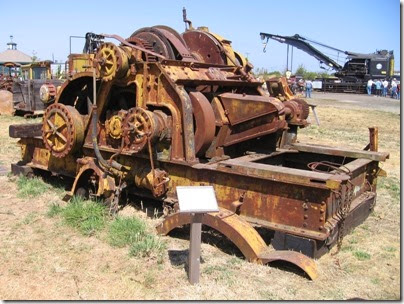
[{"xmin": 0, "ymin": 0, "xmax": 401, "ymax": 73}]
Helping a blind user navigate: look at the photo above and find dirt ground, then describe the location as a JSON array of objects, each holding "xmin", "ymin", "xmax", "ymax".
[
  {"xmin": 310, "ymin": 92, "xmax": 400, "ymax": 114},
  {"xmin": 0, "ymin": 93, "xmax": 400, "ymax": 300}
]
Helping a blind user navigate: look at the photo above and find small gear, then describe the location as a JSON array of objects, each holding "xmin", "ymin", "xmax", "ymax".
[{"xmin": 106, "ymin": 114, "xmax": 124, "ymax": 139}]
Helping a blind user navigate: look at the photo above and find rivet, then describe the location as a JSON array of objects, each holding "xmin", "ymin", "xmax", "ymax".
[
  {"xmin": 303, "ymin": 222, "xmax": 307, "ymax": 227},
  {"xmin": 304, "ymin": 214, "xmax": 308, "ymax": 219},
  {"xmin": 320, "ymin": 208, "xmax": 324, "ymax": 214},
  {"xmin": 319, "ymin": 226, "xmax": 323, "ymax": 231}
]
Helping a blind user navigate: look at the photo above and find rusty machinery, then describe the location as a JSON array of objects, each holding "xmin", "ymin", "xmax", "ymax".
[{"xmin": 9, "ymin": 17, "xmax": 389, "ymax": 280}]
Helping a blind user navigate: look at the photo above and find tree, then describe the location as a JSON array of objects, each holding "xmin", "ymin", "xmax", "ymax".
[
  {"xmin": 31, "ymin": 50, "xmax": 38, "ymax": 62},
  {"xmin": 295, "ymin": 64, "xmax": 306, "ymax": 76}
]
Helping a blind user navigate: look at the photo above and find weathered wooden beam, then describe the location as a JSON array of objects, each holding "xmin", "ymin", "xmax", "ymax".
[{"xmin": 9, "ymin": 123, "xmax": 42, "ymax": 138}]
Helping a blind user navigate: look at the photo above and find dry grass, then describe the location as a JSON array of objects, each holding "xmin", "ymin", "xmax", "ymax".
[{"xmin": 0, "ymin": 101, "xmax": 400, "ymax": 300}]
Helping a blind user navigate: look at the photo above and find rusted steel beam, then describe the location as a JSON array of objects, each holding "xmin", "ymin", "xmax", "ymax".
[
  {"xmin": 291, "ymin": 143, "xmax": 389, "ymax": 161},
  {"xmin": 215, "ymin": 158, "xmax": 349, "ymax": 189}
]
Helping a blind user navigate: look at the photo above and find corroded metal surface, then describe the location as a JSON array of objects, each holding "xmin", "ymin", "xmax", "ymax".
[{"xmin": 9, "ymin": 22, "xmax": 389, "ymax": 279}]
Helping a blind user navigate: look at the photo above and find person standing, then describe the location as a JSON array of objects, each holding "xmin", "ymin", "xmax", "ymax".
[
  {"xmin": 382, "ymin": 79, "xmax": 389, "ymax": 97},
  {"xmin": 367, "ymin": 79, "xmax": 374, "ymax": 95},
  {"xmin": 375, "ymin": 79, "xmax": 382, "ymax": 96},
  {"xmin": 305, "ymin": 79, "xmax": 313, "ymax": 98},
  {"xmin": 391, "ymin": 79, "xmax": 397, "ymax": 98},
  {"xmin": 396, "ymin": 83, "xmax": 400, "ymax": 100}
]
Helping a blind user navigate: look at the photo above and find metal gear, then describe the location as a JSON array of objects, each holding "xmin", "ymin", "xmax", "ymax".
[
  {"xmin": 95, "ymin": 43, "xmax": 128, "ymax": 81},
  {"xmin": 126, "ymin": 36, "xmax": 157, "ymax": 62},
  {"xmin": 42, "ymin": 103, "xmax": 84, "ymax": 158},
  {"xmin": 123, "ymin": 107, "xmax": 155, "ymax": 152},
  {"xmin": 292, "ymin": 98, "xmax": 310, "ymax": 120},
  {"xmin": 106, "ymin": 114, "xmax": 124, "ymax": 139}
]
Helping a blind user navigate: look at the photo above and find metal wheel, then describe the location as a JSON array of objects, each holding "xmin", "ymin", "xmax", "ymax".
[
  {"xmin": 123, "ymin": 107, "xmax": 155, "ymax": 152},
  {"xmin": 42, "ymin": 103, "xmax": 84, "ymax": 158}
]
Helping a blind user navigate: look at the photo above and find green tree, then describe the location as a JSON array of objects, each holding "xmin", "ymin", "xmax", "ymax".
[
  {"xmin": 31, "ymin": 50, "xmax": 38, "ymax": 62},
  {"xmin": 295, "ymin": 64, "xmax": 307, "ymax": 76}
]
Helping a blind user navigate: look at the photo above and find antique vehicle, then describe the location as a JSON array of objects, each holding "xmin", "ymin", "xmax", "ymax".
[
  {"xmin": 260, "ymin": 32, "xmax": 394, "ymax": 93},
  {"xmin": 0, "ymin": 60, "xmax": 64, "ymax": 116},
  {"xmin": 13, "ymin": 61, "xmax": 64, "ymax": 116},
  {"xmin": 9, "ymin": 17, "xmax": 388, "ymax": 279}
]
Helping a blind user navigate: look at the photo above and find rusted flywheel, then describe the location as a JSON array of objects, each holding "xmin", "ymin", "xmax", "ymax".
[
  {"xmin": 189, "ymin": 91, "xmax": 216, "ymax": 156},
  {"xmin": 123, "ymin": 107, "xmax": 155, "ymax": 152},
  {"xmin": 129, "ymin": 27, "xmax": 176, "ymax": 60},
  {"xmin": 42, "ymin": 103, "xmax": 84, "ymax": 158},
  {"xmin": 182, "ymin": 30, "xmax": 227, "ymax": 65}
]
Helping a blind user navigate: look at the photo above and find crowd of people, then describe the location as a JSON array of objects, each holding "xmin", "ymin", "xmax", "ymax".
[{"xmin": 367, "ymin": 78, "xmax": 400, "ymax": 99}]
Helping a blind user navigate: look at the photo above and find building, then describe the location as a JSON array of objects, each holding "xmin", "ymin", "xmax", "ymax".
[{"xmin": 0, "ymin": 36, "xmax": 32, "ymax": 74}]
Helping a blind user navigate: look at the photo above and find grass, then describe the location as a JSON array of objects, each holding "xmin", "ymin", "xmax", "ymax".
[
  {"xmin": 353, "ymin": 250, "xmax": 371, "ymax": 261},
  {"xmin": 0, "ymin": 99, "xmax": 400, "ymax": 300},
  {"xmin": 22, "ymin": 212, "xmax": 38, "ymax": 225},
  {"xmin": 129, "ymin": 234, "xmax": 166, "ymax": 261},
  {"xmin": 46, "ymin": 202, "xmax": 63, "ymax": 218},
  {"xmin": 60, "ymin": 196, "xmax": 107, "ymax": 236},
  {"xmin": 46, "ymin": 198, "xmax": 166, "ymax": 262},
  {"xmin": 16, "ymin": 175, "xmax": 49, "ymax": 198},
  {"xmin": 378, "ymin": 177, "xmax": 400, "ymax": 201},
  {"xmin": 108, "ymin": 216, "xmax": 147, "ymax": 248}
]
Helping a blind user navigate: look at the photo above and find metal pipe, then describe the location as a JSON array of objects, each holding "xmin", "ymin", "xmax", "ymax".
[
  {"xmin": 91, "ymin": 104, "xmax": 123, "ymax": 171},
  {"xmin": 291, "ymin": 46, "xmax": 294, "ymax": 72},
  {"xmin": 88, "ymin": 66, "xmax": 123, "ymax": 172}
]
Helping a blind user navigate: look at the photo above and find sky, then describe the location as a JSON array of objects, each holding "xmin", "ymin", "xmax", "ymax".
[{"xmin": 0, "ymin": 0, "xmax": 401, "ymax": 74}]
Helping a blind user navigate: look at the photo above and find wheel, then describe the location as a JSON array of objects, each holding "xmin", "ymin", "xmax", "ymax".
[{"xmin": 42, "ymin": 103, "xmax": 85, "ymax": 158}]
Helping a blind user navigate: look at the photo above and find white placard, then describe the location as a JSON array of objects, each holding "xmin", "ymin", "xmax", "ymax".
[{"xmin": 176, "ymin": 186, "xmax": 219, "ymax": 213}]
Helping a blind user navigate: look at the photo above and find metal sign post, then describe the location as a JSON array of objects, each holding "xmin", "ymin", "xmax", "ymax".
[
  {"xmin": 188, "ymin": 212, "xmax": 203, "ymax": 284},
  {"xmin": 176, "ymin": 186, "xmax": 219, "ymax": 285}
]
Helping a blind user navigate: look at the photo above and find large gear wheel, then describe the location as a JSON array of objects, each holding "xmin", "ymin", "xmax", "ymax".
[
  {"xmin": 126, "ymin": 36, "xmax": 157, "ymax": 62},
  {"xmin": 42, "ymin": 103, "xmax": 84, "ymax": 158},
  {"xmin": 291, "ymin": 98, "xmax": 310, "ymax": 120},
  {"xmin": 95, "ymin": 43, "xmax": 128, "ymax": 81}
]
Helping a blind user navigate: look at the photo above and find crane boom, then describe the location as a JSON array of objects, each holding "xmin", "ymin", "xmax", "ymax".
[{"xmin": 260, "ymin": 32, "xmax": 344, "ymax": 71}]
